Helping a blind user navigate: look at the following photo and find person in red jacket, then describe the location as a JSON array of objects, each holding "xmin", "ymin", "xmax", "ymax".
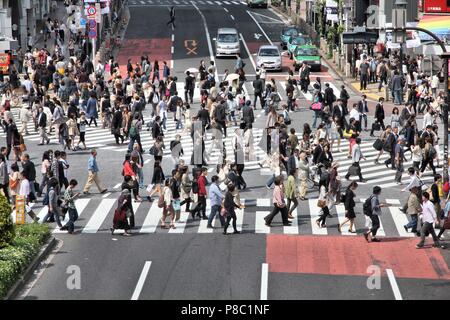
[
  {"xmin": 122, "ymin": 154, "xmax": 141, "ymax": 202},
  {"xmin": 195, "ymin": 167, "xmax": 208, "ymax": 219}
]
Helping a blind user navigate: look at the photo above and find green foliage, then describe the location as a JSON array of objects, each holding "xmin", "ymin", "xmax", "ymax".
[
  {"xmin": 0, "ymin": 223, "xmax": 50, "ymax": 299},
  {"xmin": 0, "ymin": 194, "xmax": 14, "ymax": 248}
]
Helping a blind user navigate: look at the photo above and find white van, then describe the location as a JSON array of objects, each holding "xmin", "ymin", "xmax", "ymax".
[{"xmin": 215, "ymin": 28, "xmax": 240, "ymax": 57}]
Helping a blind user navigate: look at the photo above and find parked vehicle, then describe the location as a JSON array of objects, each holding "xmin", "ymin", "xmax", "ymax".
[
  {"xmin": 293, "ymin": 45, "xmax": 321, "ymax": 72},
  {"xmin": 247, "ymin": 0, "xmax": 268, "ymax": 8},
  {"xmin": 287, "ymin": 34, "xmax": 312, "ymax": 59},
  {"xmin": 280, "ymin": 26, "xmax": 300, "ymax": 49}
]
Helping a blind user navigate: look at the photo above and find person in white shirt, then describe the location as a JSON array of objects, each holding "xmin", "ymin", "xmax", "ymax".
[
  {"xmin": 416, "ymin": 191, "xmax": 444, "ymax": 248},
  {"xmin": 22, "ymin": 75, "xmax": 32, "ymax": 93},
  {"xmin": 422, "ymin": 107, "xmax": 434, "ymax": 131},
  {"xmin": 431, "ymin": 74, "xmax": 439, "ymax": 98},
  {"xmin": 349, "ymin": 104, "xmax": 360, "ymax": 123}
]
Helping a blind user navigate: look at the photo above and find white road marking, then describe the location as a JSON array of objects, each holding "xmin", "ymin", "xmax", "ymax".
[
  {"xmin": 54, "ymin": 199, "xmax": 90, "ymax": 234},
  {"xmin": 389, "ymin": 207, "xmax": 414, "ymax": 238},
  {"xmin": 246, "ymin": 10, "xmax": 273, "ymax": 45},
  {"xmin": 283, "ymin": 205, "xmax": 298, "ymax": 234},
  {"xmin": 230, "ymin": 14, "xmax": 235, "ymax": 20},
  {"xmin": 260, "ymin": 263, "xmax": 269, "ymax": 300},
  {"xmin": 82, "ymin": 199, "xmax": 116, "ymax": 233},
  {"xmin": 240, "ymin": 33, "xmax": 257, "ymax": 72},
  {"xmin": 140, "ymin": 202, "xmax": 163, "ymax": 233},
  {"xmin": 171, "ymin": 34, "xmax": 175, "ymax": 41},
  {"xmin": 192, "ymin": 2, "xmax": 219, "ymax": 80},
  {"xmin": 102, "ymin": 192, "xmax": 111, "ymax": 198},
  {"xmin": 309, "ymin": 199, "xmax": 327, "ymax": 235},
  {"xmin": 223, "ymin": 7, "xmax": 229, "ymax": 12},
  {"xmin": 131, "ymin": 261, "xmax": 152, "ymax": 300},
  {"xmin": 198, "ymin": 199, "xmax": 212, "ymax": 233},
  {"xmin": 386, "ymin": 269, "xmax": 403, "ymax": 300},
  {"xmin": 255, "ymin": 211, "xmax": 270, "ymax": 233}
]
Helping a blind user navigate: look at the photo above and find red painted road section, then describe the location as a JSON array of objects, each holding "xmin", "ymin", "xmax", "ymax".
[
  {"xmin": 116, "ymin": 38, "xmax": 172, "ymax": 76},
  {"xmin": 266, "ymin": 235, "xmax": 450, "ymax": 280}
]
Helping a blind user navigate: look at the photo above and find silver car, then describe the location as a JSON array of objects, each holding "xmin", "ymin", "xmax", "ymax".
[
  {"xmin": 256, "ymin": 45, "xmax": 282, "ymax": 71},
  {"xmin": 215, "ymin": 28, "xmax": 240, "ymax": 57}
]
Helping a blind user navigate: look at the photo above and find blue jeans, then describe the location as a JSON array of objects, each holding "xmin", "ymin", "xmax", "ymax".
[
  {"xmin": 161, "ymin": 115, "xmax": 167, "ymax": 130},
  {"xmin": 127, "ymin": 135, "xmax": 142, "ymax": 152},
  {"xmin": 137, "ymin": 167, "xmax": 144, "ymax": 188},
  {"xmin": 404, "ymin": 214, "xmax": 418, "ymax": 232},
  {"xmin": 64, "ymin": 207, "xmax": 79, "ymax": 232},
  {"xmin": 266, "ymin": 174, "xmax": 275, "ymax": 188},
  {"xmin": 176, "ymin": 118, "xmax": 183, "ymax": 130},
  {"xmin": 43, "ymin": 208, "xmax": 63, "ymax": 228},
  {"xmin": 393, "ymin": 89, "xmax": 403, "ymax": 104},
  {"xmin": 207, "ymin": 204, "xmax": 225, "ymax": 227},
  {"xmin": 312, "ymin": 111, "xmax": 319, "ymax": 128}
]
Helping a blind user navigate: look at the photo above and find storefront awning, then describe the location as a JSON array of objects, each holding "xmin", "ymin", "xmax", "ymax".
[{"xmin": 417, "ymin": 14, "xmax": 450, "ymax": 41}]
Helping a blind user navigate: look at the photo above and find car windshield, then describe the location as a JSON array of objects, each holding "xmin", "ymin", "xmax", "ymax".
[
  {"xmin": 217, "ymin": 33, "xmax": 238, "ymax": 43},
  {"xmin": 291, "ymin": 36, "xmax": 310, "ymax": 46},
  {"xmin": 283, "ymin": 28, "xmax": 298, "ymax": 37},
  {"xmin": 295, "ymin": 47, "xmax": 319, "ymax": 56},
  {"xmin": 259, "ymin": 48, "xmax": 279, "ymax": 57}
]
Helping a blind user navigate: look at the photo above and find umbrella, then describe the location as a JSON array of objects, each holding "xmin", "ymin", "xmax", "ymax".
[
  {"xmin": 225, "ymin": 73, "xmax": 239, "ymax": 82},
  {"xmin": 185, "ymin": 67, "xmax": 199, "ymax": 74}
]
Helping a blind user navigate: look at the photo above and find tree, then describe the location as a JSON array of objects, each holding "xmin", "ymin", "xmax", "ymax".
[{"xmin": 0, "ymin": 194, "xmax": 15, "ymax": 248}]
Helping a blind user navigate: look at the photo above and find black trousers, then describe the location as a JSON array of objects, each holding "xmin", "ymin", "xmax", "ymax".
[
  {"xmin": 317, "ymin": 206, "xmax": 330, "ymax": 225},
  {"xmin": 345, "ymin": 162, "xmax": 363, "ymax": 181},
  {"xmin": 224, "ymin": 209, "xmax": 238, "ymax": 233},
  {"xmin": 420, "ymin": 157, "xmax": 436, "ymax": 175},
  {"xmin": 265, "ymin": 204, "xmax": 289, "ymax": 224},
  {"xmin": 370, "ymin": 214, "xmax": 380, "ymax": 236},
  {"xmin": 384, "ymin": 151, "xmax": 396, "ymax": 169},
  {"xmin": 254, "ymin": 92, "xmax": 263, "ymax": 109},
  {"xmin": 193, "ymin": 195, "xmax": 207, "ymax": 217}
]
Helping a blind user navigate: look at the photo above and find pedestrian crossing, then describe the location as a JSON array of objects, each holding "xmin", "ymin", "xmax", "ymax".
[
  {"xmin": 127, "ymin": 0, "xmax": 247, "ymax": 6},
  {"xmin": 14, "ymin": 196, "xmax": 432, "ymax": 238}
]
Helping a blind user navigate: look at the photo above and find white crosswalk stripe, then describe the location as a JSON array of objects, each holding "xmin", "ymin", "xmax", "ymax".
[
  {"xmin": 126, "ymin": 0, "xmax": 247, "ymax": 5},
  {"xmin": 32, "ymin": 195, "xmax": 427, "ymax": 238}
]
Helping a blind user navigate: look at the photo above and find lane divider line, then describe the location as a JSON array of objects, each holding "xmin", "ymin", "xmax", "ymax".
[
  {"xmin": 386, "ymin": 269, "xmax": 403, "ymax": 300},
  {"xmin": 260, "ymin": 263, "xmax": 269, "ymax": 300},
  {"xmin": 246, "ymin": 10, "xmax": 273, "ymax": 45},
  {"xmin": 131, "ymin": 261, "xmax": 152, "ymax": 300}
]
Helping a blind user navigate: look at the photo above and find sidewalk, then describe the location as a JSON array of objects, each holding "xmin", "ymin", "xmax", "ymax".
[{"xmin": 32, "ymin": 1, "xmax": 71, "ymax": 52}]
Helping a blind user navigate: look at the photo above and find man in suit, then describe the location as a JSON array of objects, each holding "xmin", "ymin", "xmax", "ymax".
[
  {"xmin": 299, "ymin": 62, "xmax": 310, "ymax": 93},
  {"xmin": 241, "ymin": 100, "xmax": 255, "ymax": 129},
  {"xmin": 384, "ymin": 126, "xmax": 398, "ymax": 170},
  {"xmin": 312, "ymin": 138, "xmax": 326, "ymax": 165},
  {"xmin": 324, "ymin": 83, "xmax": 335, "ymax": 110},
  {"xmin": 370, "ymin": 97, "xmax": 385, "ymax": 137},
  {"xmin": 184, "ymin": 71, "xmax": 195, "ymax": 104},
  {"xmin": 37, "ymin": 105, "xmax": 50, "ymax": 145},
  {"xmin": 112, "ymin": 106, "xmax": 124, "ymax": 144},
  {"xmin": 357, "ymin": 94, "xmax": 369, "ymax": 131},
  {"xmin": 196, "ymin": 103, "xmax": 210, "ymax": 132},
  {"xmin": 252, "ymin": 74, "xmax": 264, "ymax": 109},
  {"xmin": 332, "ymin": 99, "xmax": 347, "ymax": 137}
]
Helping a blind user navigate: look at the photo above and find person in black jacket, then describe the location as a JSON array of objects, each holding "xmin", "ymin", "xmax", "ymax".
[
  {"xmin": 370, "ymin": 97, "xmax": 385, "ymax": 137},
  {"xmin": 384, "ymin": 126, "xmax": 398, "ymax": 170},
  {"xmin": 196, "ymin": 103, "xmax": 210, "ymax": 132},
  {"xmin": 21, "ymin": 153, "xmax": 37, "ymax": 201},
  {"xmin": 312, "ymin": 138, "xmax": 326, "ymax": 165},
  {"xmin": 332, "ymin": 99, "xmax": 347, "ymax": 136},
  {"xmin": 338, "ymin": 181, "xmax": 358, "ymax": 233},
  {"xmin": 241, "ymin": 100, "xmax": 255, "ymax": 129},
  {"xmin": 253, "ymin": 75, "xmax": 264, "ymax": 109},
  {"xmin": 223, "ymin": 183, "xmax": 244, "ymax": 235},
  {"xmin": 184, "ymin": 71, "xmax": 195, "ymax": 104},
  {"xmin": 323, "ymin": 83, "xmax": 335, "ymax": 110},
  {"xmin": 147, "ymin": 160, "xmax": 165, "ymax": 201},
  {"xmin": 111, "ymin": 106, "xmax": 124, "ymax": 144}
]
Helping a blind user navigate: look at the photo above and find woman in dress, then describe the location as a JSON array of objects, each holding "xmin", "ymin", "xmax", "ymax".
[
  {"xmin": 285, "ymin": 168, "xmax": 298, "ymax": 219},
  {"xmin": 338, "ymin": 181, "xmax": 358, "ymax": 233},
  {"xmin": 330, "ymin": 116, "xmax": 341, "ymax": 151},
  {"xmin": 111, "ymin": 189, "xmax": 132, "ymax": 236},
  {"xmin": 391, "ymin": 107, "xmax": 400, "ymax": 129},
  {"xmin": 147, "ymin": 160, "xmax": 165, "ymax": 201},
  {"xmin": 161, "ymin": 178, "xmax": 175, "ymax": 229}
]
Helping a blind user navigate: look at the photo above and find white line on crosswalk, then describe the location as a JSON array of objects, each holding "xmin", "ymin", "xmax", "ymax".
[
  {"xmin": 54, "ymin": 199, "xmax": 90, "ymax": 234},
  {"xmin": 198, "ymin": 199, "xmax": 212, "ymax": 233},
  {"xmin": 37, "ymin": 206, "xmax": 49, "ymax": 223},
  {"xmin": 255, "ymin": 211, "xmax": 270, "ymax": 233},
  {"xmin": 388, "ymin": 207, "xmax": 414, "ymax": 238},
  {"xmin": 309, "ymin": 199, "xmax": 327, "ymax": 235},
  {"xmin": 82, "ymin": 199, "xmax": 116, "ymax": 233},
  {"xmin": 283, "ymin": 205, "xmax": 298, "ymax": 234},
  {"xmin": 235, "ymin": 198, "xmax": 245, "ymax": 232},
  {"xmin": 140, "ymin": 202, "xmax": 163, "ymax": 233},
  {"xmin": 131, "ymin": 261, "xmax": 152, "ymax": 300}
]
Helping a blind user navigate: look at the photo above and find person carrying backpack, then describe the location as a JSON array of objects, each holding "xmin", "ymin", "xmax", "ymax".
[{"xmin": 363, "ymin": 186, "xmax": 388, "ymax": 243}]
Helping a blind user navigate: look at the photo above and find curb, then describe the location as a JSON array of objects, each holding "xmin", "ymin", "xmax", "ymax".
[{"xmin": 3, "ymin": 236, "xmax": 57, "ymax": 300}]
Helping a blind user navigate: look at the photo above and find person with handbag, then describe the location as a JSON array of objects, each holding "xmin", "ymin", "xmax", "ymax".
[
  {"xmin": 147, "ymin": 160, "xmax": 165, "ymax": 202},
  {"xmin": 264, "ymin": 176, "xmax": 291, "ymax": 227},
  {"xmin": 370, "ymin": 97, "xmax": 385, "ymax": 137},
  {"xmin": 338, "ymin": 181, "xmax": 358, "ymax": 233},
  {"xmin": 316, "ymin": 179, "xmax": 330, "ymax": 228},
  {"xmin": 111, "ymin": 189, "xmax": 132, "ymax": 236},
  {"xmin": 344, "ymin": 138, "xmax": 366, "ymax": 183},
  {"xmin": 161, "ymin": 178, "xmax": 176, "ymax": 229},
  {"xmin": 222, "ymin": 183, "xmax": 244, "ymax": 235},
  {"xmin": 60, "ymin": 179, "xmax": 79, "ymax": 234}
]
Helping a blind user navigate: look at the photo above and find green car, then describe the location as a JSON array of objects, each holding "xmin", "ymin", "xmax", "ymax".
[
  {"xmin": 280, "ymin": 26, "xmax": 300, "ymax": 49},
  {"xmin": 247, "ymin": 0, "xmax": 268, "ymax": 8},
  {"xmin": 293, "ymin": 45, "xmax": 321, "ymax": 71},
  {"xmin": 287, "ymin": 35, "xmax": 311, "ymax": 59}
]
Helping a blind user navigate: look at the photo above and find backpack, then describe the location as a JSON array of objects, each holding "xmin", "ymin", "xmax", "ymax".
[
  {"xmin": 216, "ymin": 104, "xmax": 226, "ymax": 121},
  {"xmin": 192, "ymin": 179, "xmax": 199, "ymax": 194},
  {"xmin": 152, "ymin": 93, "xmax": 159, "ymax": 104},
  {"xmin": 363, "ymin": 196, "xmax": 374, "ymax": 216},
  {"xmin": 129, "ymin": 123, "xmax": 138, "ymax": 138},
  {"xmin": 42, "ymin": 191, "xmax": 50, "ymax": 206}
]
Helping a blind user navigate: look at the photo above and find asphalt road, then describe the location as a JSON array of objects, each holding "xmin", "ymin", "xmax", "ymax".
[{"xmin": 15, "ymin": 0, "xmax": 450, "ymax": 301}]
